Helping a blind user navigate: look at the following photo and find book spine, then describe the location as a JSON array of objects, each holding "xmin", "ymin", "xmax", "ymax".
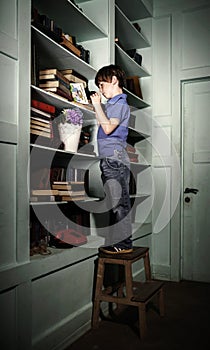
[
  {"xmin": 31, "ymin": 99, "xmax": 56, "ymax": 114},
  {"xmin": 31, "ymin": 106, "xmax": 52, "ymax": 118}
]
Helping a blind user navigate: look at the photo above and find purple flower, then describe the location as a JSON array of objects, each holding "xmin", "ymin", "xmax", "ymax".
[{"xmin": 61, "ymin": 108, "xmax": 83, "ymax": 125}]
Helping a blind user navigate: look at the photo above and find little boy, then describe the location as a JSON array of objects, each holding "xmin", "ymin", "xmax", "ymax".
[{"xmin": 90, "ymin": 64, "xmax": 133, "ymax": 254}]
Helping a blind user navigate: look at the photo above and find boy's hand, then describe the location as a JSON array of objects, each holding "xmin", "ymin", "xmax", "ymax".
[{"xmin": 90, "ymin": 92, "xmax": 101, "ymax": 105}]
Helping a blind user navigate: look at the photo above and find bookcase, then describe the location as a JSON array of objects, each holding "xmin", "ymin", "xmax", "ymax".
[
  {"xmin": 26, "ymin": 0, "xmax": 153, "ymax": 350},
  {"xmin": 30, "ymin": 0, "xmax": 153, "ymax": 257}
]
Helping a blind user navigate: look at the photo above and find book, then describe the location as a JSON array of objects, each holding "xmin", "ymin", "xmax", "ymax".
[
  {"xmin": 39, "ymin": 68, "xmax": 61, "ymax": 75},
  {"xmin": 39, "ymin": 80, "xmax": 71, "ymax": 96},
  {"xmin": 31, "ymin": 117, "xmax": 51, "ymax": 128},
  {"xmin": 39, "ymin": 69, "xmax": 70, "ymax": 86},
  {"xmin": 58, "ymin": 190, "xmax": 85, "ymax": 196},
  {"xmin": 39, "ymin": 74, "xmax": 70, "ymax": 89},
  {"xmin": 31, "ymin": 106, "xmax": 52, "ymax": 119},
  {"xmin": 52, "ymin": 183, "xmax": 72, "ymax": 190},
  {"xmin": 31, "ymin": 189, "xmax": 59, "ymax": 196},
  {"xmin": 61, "ymin": 196, "xmax": 87, "ymax": 202},
  {"xmin": 30, "ymin": 128, "xmax": 52, "ymax": 138},
  {"xmin": 71, "ymin": 101, "xmax": 94, "ymax": 111},
  {"xmin": 61, "ymin": 73, "xmax": 87, "ymax": 88},
  {"xmin": 31, "ymin": 99, "xmax": 56, "ymax": 114},
  {"xmin": 30, "ymin": 195, "xmax": 56, "ymax": 202},
  {"xmin": 60, "ymin": 69, "xmax": 87, "ymax": 81},
  {"xmin": 70, "ymin": 82, "xmax": 89, "ymax": 104},
  {"xmin": 30, "ymin": 123, "xmax": 51, "ymax": 134},
  {"xmin": 42, "ymin": 87, "xmax": 72, "ymax": 101}
]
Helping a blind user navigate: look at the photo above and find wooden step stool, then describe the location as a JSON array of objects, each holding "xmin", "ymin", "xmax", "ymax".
[{"xmin": 92, "ymin": 246, "xmax": 164, "ymax": 338}]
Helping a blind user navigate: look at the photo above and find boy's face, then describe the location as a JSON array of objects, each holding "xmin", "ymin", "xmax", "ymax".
[
  {"xmin": 98, "ymin": 81, "xmax": 114, "ymax": 99},
  {"xmin": 98, "ymin": 76, "xmax": 120, "ymax": 99}
]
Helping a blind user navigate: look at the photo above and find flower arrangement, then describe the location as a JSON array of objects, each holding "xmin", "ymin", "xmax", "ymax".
[
  {"xmin": 58, "ymin": 107, "xmax": 84, "ymax": 152},
  {"xmin": 60, "ymin": 108, "xmax": 83, "ymax": 126}
]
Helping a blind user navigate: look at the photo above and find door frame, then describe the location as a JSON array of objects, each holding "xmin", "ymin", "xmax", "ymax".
[{"xmin": 180, "ymin": 77, "xmax": 210, "ymax": 280}]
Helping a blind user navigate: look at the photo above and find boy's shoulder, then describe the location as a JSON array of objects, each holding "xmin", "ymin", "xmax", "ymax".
[{"xmin": 108, "ymin": 93, "xmax": 128, "ymax": 105}]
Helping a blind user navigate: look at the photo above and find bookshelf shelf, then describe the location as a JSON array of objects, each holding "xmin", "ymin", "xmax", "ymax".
[
  {"xmin": 115, "ymin": 44, "xmax": 150, "ymax": 77},
  {"xmin": 115, "ymin": 0, "xmax": 152, "ymax": 21},
  {"xmin": 124, "ymin": 88, "xmax": 150, "ymax": 109},
  {"xmin": 32, "ymin": 26, "xmax": 97, "ymax": 80},
  {"xmin": 128, "ymin": 127, "xmax": 150, "ymax": 141},
  {"xmin": 30, "ymin": 143, "xmax": 98, "ymax": 158},
  {"xmin": 33, "ymin": 0, "xmax": 107, "ymax": 41},
  {"xmin": 115, "ymin": 5, "xmax": 150, "ymax": 50},
  {"xmin": 130, "ymin": 163, "xmax": 150, "ymax": 172}
]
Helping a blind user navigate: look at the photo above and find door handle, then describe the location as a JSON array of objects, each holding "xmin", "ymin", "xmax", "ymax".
[{"xmin": 184, "ymin": 187, "xmax": 199, "ymax": 194}]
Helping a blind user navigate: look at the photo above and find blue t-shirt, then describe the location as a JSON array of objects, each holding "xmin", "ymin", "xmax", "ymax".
[{"xmin": 97, "ymin": 93, "xmax": 130, "ymax": 157}]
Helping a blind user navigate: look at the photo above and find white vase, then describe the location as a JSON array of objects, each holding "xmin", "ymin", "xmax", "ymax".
[{"xmin": 58, "ymin": 123, "xmax": 82, "ymax": 152}]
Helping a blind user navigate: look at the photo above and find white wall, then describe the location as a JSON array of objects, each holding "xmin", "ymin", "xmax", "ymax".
[{"xmin": 151, "ymin": 0, "xmax": 210, "ymax": 280}]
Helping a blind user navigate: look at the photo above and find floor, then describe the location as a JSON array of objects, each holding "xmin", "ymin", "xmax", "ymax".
[{"xmin": 66, "ymin": 280, "xmax": 210, "ymax": 350}]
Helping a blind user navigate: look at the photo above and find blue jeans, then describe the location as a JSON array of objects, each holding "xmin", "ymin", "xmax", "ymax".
[{"xmin": 100, "ymin": 151, "xmax": 132, "ymax": 248}]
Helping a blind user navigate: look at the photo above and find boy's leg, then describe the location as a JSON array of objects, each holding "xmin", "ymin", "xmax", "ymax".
[{"xmin": 100, "ymin": 158, "xmax": 132, "ymax": 251}]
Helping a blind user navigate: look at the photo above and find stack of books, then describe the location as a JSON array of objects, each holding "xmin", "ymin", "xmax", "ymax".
[
  {"xmin": 39, "ymin": 68, "xmax": 72, "ymax": 101},
  {"xmin": 30, "ymin": 99, "xmax": 55, "ymax": 140},
  {"xmin": 51, "ymin": 181, "xmax": 86, "ymax": 201}
]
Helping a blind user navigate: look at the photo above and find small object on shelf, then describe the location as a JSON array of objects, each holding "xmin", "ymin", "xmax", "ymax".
[
  {"xmin": 49, "ymin": 228, "xmax": 87, "ymax": 248},
  {"xmin": 60, "ymin": 33, "xmax": 81, "ymax": 57},
  {"xmin": 76, "ymin": 44, "xmax": 90, "ymax": 63},
  {"xmin": 133, "ymin": 22, "xmax": 141, "ymax": 32},
  {"xmin": 126, "ymin": 49, "xmax": 142, "ymax": 66},
  {"xmin": 126, "ymin": 76, "xmax": 143, "ymax": 99},
  {"xmin": 115, "ymin": 37, "xmax": 124, "ymax": 50},
  {"xmin": 57, "ymin": 108, "xmax": 84, "ymax": 152},
  {"xmin": 129, "ymin": 114, "xmax": 136, "ymax": 128}
]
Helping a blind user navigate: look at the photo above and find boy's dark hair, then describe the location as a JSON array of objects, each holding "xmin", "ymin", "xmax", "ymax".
[{"xmin": 95, "ymin": 64, "xmax": 126, "ymax": 88}]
